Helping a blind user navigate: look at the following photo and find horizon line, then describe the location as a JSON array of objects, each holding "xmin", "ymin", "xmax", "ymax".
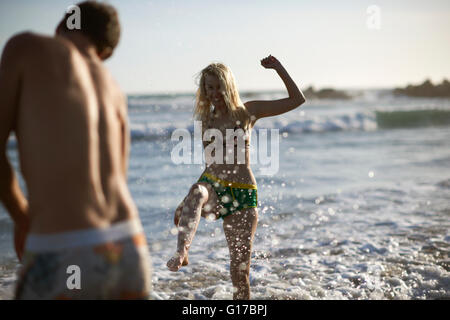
[
  {"xmin": 124, "ymin": 86, "xmax": 396, "ymax": 96},
  {"xmin": 124, "ymin": 78, "xmax": 450, "ymax": 96}
]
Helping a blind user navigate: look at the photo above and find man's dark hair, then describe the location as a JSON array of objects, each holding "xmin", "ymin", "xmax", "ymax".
[{"xmin": 57, "ymin": 1, "xmax": 120, "ymax": 53}]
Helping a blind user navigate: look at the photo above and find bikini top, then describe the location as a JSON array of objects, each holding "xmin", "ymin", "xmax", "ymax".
[{"xmin": 202, "ymin": 108, "xmax": 251, "ymax": 149}]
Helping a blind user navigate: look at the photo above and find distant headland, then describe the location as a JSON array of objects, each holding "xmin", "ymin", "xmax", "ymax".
[
  {"xmin": 393, "ymin": 79, "xmax": 450, "ymax": 98},
  {"xmin": 303, "ymin": 86, "xmax": 352, "ymax": 100}
]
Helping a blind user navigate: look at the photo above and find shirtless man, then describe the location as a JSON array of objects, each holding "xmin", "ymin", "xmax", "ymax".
[{"xmin": 0, "ymin": 2, "xmax": 151, "ymax": 299}]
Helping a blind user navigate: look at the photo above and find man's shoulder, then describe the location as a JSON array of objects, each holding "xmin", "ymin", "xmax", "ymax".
[
  {"xmin": 6, "ymin": 32, "xmax": 48, "ymax": 50},
  {"xmin": 4, "ymin": 32, "xmax": 69, "ymax": 62}
]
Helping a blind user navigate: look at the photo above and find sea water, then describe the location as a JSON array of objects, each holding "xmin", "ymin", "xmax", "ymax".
[{"xmin": 1, "ymin": 90, "xmax": 449, "ymax": 299}]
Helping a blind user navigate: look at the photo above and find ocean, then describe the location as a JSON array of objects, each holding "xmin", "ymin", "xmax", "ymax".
[{"xmin": 1, "ymin": 89, "xmax": 449, "ymax": 299}]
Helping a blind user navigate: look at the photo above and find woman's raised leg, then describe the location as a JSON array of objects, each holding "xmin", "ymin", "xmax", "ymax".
[
  {"xmin": 167, "ymin": 183, "xmax": 208, "ymax": 271},
  {"xmin": 167, "ymin": 182, "xmax": 220, "ymax": 271}
]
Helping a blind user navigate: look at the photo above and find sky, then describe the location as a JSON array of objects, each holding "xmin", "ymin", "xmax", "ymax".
[{"xmin": 0, "ymin": 0, "xmax": 449, "ymax": 94}]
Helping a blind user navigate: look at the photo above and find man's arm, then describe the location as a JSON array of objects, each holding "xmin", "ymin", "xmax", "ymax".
[
  {"xmin": 119, "ymin": 94, "xmax": 130, "ymax": 178},
  {"xmin": 0, "ymin": 34, "xmax": 30, "ymax": 260}
]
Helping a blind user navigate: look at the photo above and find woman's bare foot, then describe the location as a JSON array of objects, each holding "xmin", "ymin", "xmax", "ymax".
[{"xmin": 167, "ymin": 251, "xmax": 189, "ymax": 272}]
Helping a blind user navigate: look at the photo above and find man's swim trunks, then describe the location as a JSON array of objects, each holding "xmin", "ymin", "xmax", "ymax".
[
  {"xmin": 198, "ymin": 172, "xmax": 257, "ymax": 219},
  {"xmin": 15, "ymin": 219, "xmax": 152, "ymax": 300}
]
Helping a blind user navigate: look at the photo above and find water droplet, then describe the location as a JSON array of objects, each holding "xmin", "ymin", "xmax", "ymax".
[
  {"xmin": 271, "ymin": 237, "xmax": 280, "ymax": 246},
  {"xmin": 188, "ymin": 221, "xmax": 196, "ymax": 228},
  {"xmin": 152, "ymin": 242, "xmax": 162, "ymax": 251}
]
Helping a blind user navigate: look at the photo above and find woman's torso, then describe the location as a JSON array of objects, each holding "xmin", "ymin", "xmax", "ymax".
[{"xmin": 202, "ymin": 107, "xmax": 257, "ymax": 185}]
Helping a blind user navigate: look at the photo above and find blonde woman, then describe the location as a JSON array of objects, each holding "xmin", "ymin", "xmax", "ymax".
[{"xmin": 167, "ymin": 55, "xmax": 306, "ymax": 299}]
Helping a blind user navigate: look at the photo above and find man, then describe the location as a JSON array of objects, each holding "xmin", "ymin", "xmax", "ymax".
[{"xmin": 0, "ymin": 2, "xmax": 151, "ymax": 299}]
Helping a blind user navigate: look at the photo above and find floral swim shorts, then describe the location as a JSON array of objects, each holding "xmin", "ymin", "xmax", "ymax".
[{"xmin": 15, "ymin": 219, "xmax": 152, "ymax": 300}]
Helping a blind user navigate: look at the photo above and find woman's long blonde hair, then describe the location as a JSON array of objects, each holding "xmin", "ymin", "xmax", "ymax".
[{"xmin": 194, "ymin": 63, "xmax": 250, "ymax": 130}]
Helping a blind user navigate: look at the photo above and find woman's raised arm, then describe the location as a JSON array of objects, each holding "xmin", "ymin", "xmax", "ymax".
[{"xmin": 245, "ymin": 55, "xmax": 305, "ymax": 124}]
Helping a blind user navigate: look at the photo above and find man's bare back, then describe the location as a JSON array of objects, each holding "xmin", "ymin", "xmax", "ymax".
[
  {"xmin": 7, "ymin": 32, "xmax": 136, "ymax": 234},
  {"xmin": 0, "ymin": 2, "xmax": 152, "ymax": 299}
]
